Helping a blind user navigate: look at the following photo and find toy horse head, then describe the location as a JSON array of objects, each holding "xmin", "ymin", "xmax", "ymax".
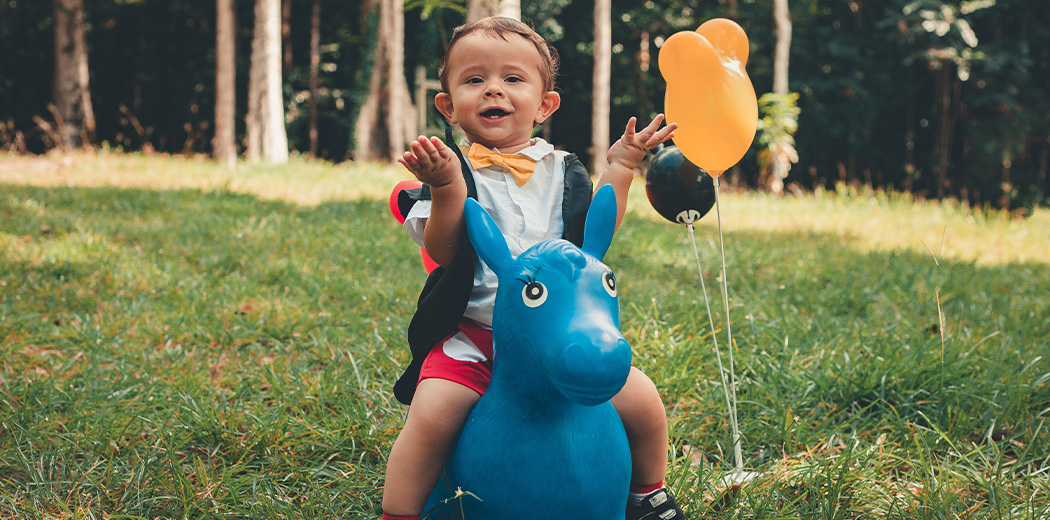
[{"xmin": 464, "ymin": 185, "xmax": 632, "ymax": 406}]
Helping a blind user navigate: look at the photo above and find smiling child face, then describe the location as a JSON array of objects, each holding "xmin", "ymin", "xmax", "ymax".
[{"xmin": 435, "ymin": 32, "xmax": 560, "ymax": 154}]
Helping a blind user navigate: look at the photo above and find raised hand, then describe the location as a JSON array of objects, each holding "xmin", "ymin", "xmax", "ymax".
[
  {"xmin": 398, "ymin": 135, "xmax": 462, "ymax": 188},
  {"xmin": 607, "ymin": 114, "xmax": 677, "ymax": 171}
]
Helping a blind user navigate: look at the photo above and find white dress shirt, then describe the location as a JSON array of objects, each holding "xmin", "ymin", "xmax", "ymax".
[{"xmin": 404, "ymin": 138, "xmax": 570, "ymax": 327}]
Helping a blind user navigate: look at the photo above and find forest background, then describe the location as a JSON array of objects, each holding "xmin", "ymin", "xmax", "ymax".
[
  {"xmin": 1, "ymin": 0, "xmax": 1049, "ymax": 211},
  {"xmin": 1, "ymin": 1, "xmax": 1049, "ymax": 517}
]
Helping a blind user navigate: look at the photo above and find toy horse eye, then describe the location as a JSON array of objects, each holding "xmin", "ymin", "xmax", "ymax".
[
  {"xmin": 602, "ymin": 272, "xmax": 617, "ymax": 297},
  {"xmin": 522, "ymin": 281, "xmax": 548, "ymax": 307}
]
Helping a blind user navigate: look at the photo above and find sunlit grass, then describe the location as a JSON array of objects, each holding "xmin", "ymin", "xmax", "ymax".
[
  {"xmin": 1, "ymin": 151, "xmax": 1048, "ymax": 519},
  {"xmin": 627, "ymin": 183, "xmax": 1050, "ymax": 266},
  {"xmin": 0, "ymin": 150, "xmax": 405, "ymax": 204},
  {"xmin": 9, "ymin": 150, "xmax": 1048, "ymax": 266}
]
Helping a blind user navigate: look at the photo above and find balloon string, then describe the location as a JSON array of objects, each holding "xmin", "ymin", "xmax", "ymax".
[
  {"xmin": 685, "ymin": 223, "xmax": 739, "ymax": 472},
  {"xmin": 712, "ymin": 176, "xmax": 743, "ymax": 472}
]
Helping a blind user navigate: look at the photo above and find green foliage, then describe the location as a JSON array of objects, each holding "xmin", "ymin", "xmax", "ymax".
[
  {"xmin": 756, "ymin": 92, "xmax": 801, "ymax": 188},
  {"xmin": 1, "ymin": 0, "xmax": 1048, "ymax": 206},
  {"xmin": 522, "ymin": 0, "xmax": 570, "ymax": 42},
  {"xmin": 900, "ymin": 0, "xmax": 987, "ymax": 77},
  {"xmin": 404, "ymin": 0, "xmax": 465, "ymax": 20},
  {"xmin": 1, "ymin": 156, "xmax": 1048, "ymax": 517}
]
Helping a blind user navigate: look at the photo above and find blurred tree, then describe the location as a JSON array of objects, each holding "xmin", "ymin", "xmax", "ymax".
[
  {"xmin": 246, "ymin": 0, "xmax": 289, "ymax": 163},
  {"xmin": 308, "ymin": 0, "xmax": 321, "ymax": 157},
  {"xmin": 354, "ymin": 0, "xmax": 415, "ymax": 161},
  {"xmin": 592, "ymin": 0, "xmax": 610, "ymax": 175},
  {"xmin": 52, "ymin": 0, "xmax": 95, "ymax": 149},
  {"xmin": 757, "ymin": 92, "xmax": 800, "ymax": 193},
  {"xmin": 1, "ymin": 0, "xmax": 1047, "ymax": 208},
  {"xmin": 960, "ymin": 0, "xmax": 1050, "ymax": 212},
  {"xmin": 897, "ymin": 0, "xmax": 989, "ymax": 199},
  {"xmin": 789, "ymin": 1, "xmax": 902, "ymax": 191},
  {"xmin": 759, "ymin": 0, "xmax": 799, "ymax": 194},
  {"xmin": 467, "ymin": 0, "xmax": 520, "ymax": 21},
  {"xmin": 282, "ymin": 0, "xmax": 293, "ymax": 70},
  {"xmin": 283, "ymin": 0, "xmax": 374, "ymax": 160},
  {"xmin": 214, "ymin": 0, "xmax": 237, "ymax": 168}
]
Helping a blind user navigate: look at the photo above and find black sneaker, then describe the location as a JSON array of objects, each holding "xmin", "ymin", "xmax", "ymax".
[{"xmin": 626, "ymin": 487, "xmax": 687, "ymax": 520}]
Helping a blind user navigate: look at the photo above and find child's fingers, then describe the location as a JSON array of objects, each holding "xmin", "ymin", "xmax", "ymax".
[
  {"xmin": 415, "ymin": 142, "xmax": 444, "ymax": 167},
  {"xmin": 417, "ymin": 136, "xmax": 449, "ymax": 162},
  {"xmin": 409, "ymin": 138, "xmax": 428, "ymax": 159},
  {"xmin": 637, "ymin": 114, "xmax": 667, "ymax": 139},
  {"xmin": 651, "ymin": 122, "xmax": 678, "ymax": 144},
  {"xmin": 429, "ymin": 136, "xmax": 449, "ymax": 156},
  {"xmin": 623, "ymin": 117, "xmax": 638, "ymax": 139},
  {"xmin": 398, "ymin": 154, "xmax": 420, "ymax": 175},
  {"xmin": 418, "ymin": 136, "xmax": 436, "ymax": 154},
  {"xmin": 635, "ymin": 117, "xmax": 675, "ymax": 148},
  {"xmin": 402, "ymin": 151, "xmax": 421, "ymax": 167}
]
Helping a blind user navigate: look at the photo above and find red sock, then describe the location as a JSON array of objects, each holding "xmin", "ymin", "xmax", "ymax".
[
  {"xmin": 381, "ymin": 514, "xmax": 420, "ymax": 520},
  {"xmin": 630, "ymin": 480, "xmax": 665, "ymax": 496}
]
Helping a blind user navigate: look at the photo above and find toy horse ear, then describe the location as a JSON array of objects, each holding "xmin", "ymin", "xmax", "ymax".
[
  {"xmin": 582, "ymin": 184, "xmax": 618, "ymax": 261},
  {"xmin": 464, "ymin": 197, "xmax": 513, "ymax": 275}
]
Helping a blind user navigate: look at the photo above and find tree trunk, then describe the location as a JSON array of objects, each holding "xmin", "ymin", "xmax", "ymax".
[
  {"xmin": 52, "ymin": 0, "xmax": 95, "ymax": 150},
  {"xmin": 282, "ymin": 0, "xmax": 293, "ymax": 71},
  {"xmin": 353, "ymin": 0, "xmax": 416, "ymax": 161},
  {"xmin": 246, "ymin": 0, "xmax": 289, "ymax": 163},
  {"xmin": 496, "ymin": 0, "xmax": 520, "ymax": 20},
  {"xmin": 770, "ymin": 0, "xmax": 792, "ymax": 194},
  {"xmin": 1039, "ymin": 139, "xmax": 1048, "ymax": 198},
  {"xmin": 637, "ymin": 31, "xmax": 650, "ymax": 115},
  {"xmin": 214, "ymin": 0, "xmax": 237, "ymax": 168},
  {"xmin": 308, "ymin": 0, "xmax": 320, "ymax": 157},
  {"xmin": 591, "ymin": 0, "xmax": 611, "ymax": 176},
  {"xmin": 466, "ymin": 0, "xmax": 520, "ymax": 22},
  {"xmin": 772, "ymin": 0, "xmax": 791, "ymax": 94},
  {"xmin": 246, "ymin": 1, "xmax": 263, "ymax": 161},
  {"xmin": 933, "ymin": 60, "xmax": 959, "ymax": 200},
  {"xmin": 354, "ymin": 0, "xmax": 380, "ymax": 160},
  {"xmin": 385, "ymin": 0, "xmax": 406, "ymax": 160}
]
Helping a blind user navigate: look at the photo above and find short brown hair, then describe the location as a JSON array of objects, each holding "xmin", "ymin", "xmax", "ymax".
[{"xmin": 438, "ymin": 17, "xmax": 559, "ymax": 93}]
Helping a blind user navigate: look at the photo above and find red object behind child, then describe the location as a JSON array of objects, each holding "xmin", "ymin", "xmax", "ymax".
[{"xmin": 389, "ymin": 180, "xmax": 440, "ymax": 273}]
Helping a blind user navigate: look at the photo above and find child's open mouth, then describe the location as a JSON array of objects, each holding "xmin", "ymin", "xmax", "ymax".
[{"xmin": 482, "ymin": 108, "xmax": 510, "ymax": 119}]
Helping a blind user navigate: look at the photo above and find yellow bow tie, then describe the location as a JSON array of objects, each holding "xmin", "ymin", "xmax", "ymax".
[{"xmin": 463, "ymin": 143, "xmax": 537, "ymax": 187}]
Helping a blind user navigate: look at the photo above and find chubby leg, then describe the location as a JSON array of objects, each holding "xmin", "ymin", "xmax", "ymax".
[
  {"xmin": 611, "ymin": 366, "xmax": 669, "ymax": 487},
  {"xmin": 382, "ymin": 378, "xmax": 481, "ymax": 516}
]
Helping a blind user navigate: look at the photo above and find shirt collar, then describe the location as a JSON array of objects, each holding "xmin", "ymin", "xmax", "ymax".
[{"xmin": 459, "ymin": 138, "xmax": 555, "ymax": 162}]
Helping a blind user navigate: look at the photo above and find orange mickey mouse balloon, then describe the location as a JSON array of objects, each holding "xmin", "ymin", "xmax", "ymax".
[{"xmin": 659, "ymin": 18, "xmax": 758, "ymax": 176}]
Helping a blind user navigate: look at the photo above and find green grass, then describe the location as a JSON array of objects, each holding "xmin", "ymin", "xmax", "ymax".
[{"xmin": 1, "ymin": 152, "xmax": 1048, "ymax": 519}]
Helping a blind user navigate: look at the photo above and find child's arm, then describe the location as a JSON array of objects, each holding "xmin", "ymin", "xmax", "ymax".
[
  {"xmin": 398, "ymin": 135, "xmax": 468, "ymax": 267},
  {"xmin": 598, "ymin": 114, "xmax": 677, "ymax": 230}
]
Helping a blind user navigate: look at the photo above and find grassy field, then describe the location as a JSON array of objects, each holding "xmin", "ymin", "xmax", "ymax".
[{"xmin": 1, "ymin": 151, "xmax": 1048, "ymax": 519}]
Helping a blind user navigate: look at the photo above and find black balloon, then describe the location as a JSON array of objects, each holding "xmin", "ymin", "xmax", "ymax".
[{"xmin": 645, "ymin": 145, "xmax": 716, "ymax": 224}]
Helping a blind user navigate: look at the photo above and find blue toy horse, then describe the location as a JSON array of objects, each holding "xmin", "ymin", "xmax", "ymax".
[{"xmin": 424, "ymin": 185, "xmax": 633, "ymax": 519}]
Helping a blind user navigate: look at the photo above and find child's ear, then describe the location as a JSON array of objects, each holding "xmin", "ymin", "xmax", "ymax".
[
  {"xmin": 435, "ymin": 93, "xmax": 457, "ymax": 125},
  {"xmin": 534, "ymin": 91, "xmax": 561, "ymax": 124}
]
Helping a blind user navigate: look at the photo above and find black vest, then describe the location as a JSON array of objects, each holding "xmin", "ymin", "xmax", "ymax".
[{"xmin": 393, "ymin": 129, "xmax": 594, "ymax": 405}]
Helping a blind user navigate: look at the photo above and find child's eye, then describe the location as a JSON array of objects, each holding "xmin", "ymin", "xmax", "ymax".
[
  {"xmin": 466, "ymin": 77, "xmax": 483, "ymax": 84},
  {"xmin": 506, "ymin": 76, "xmax": 522, "ymax": 83}
]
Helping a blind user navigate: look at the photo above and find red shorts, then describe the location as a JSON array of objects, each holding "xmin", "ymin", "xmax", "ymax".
[{"xmin": 417, "ymin": 319, "xmax": 494, "ymax": 395}]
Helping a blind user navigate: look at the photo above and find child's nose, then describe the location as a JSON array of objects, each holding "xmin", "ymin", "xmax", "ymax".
[{"xmin": 484, "ymin": 84, "xmax": 504, "ymax": 97}]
